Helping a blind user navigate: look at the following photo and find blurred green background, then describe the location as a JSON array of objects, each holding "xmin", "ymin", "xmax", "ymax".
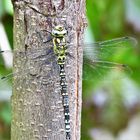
[{"xmin": 0, "ymin": 0, "xmax": 140, "ymax": 140}]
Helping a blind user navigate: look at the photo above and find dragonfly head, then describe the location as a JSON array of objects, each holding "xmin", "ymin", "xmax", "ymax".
[{"xmin": 52, "ymin": 25, "xmax": 67, "ymax": 38}]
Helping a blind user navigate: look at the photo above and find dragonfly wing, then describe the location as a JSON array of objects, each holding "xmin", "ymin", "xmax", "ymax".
[
  {"xmin": 83, "ymin": 36, "xmax": 137, "ymax": 61},
  {"xmin": 83, "ymin": 56, "xmax": 132, "ymax": 81},
  {"xmin": 0, "ymin": 58, "xmax": 59, "ymax": 91},
  {"xmin": 0, "ymin": 46, "xmax": 54, "ymax": 65},
  {"xmin": 0, "ymin": 46, "xmax": 57, "ymax": 88}
]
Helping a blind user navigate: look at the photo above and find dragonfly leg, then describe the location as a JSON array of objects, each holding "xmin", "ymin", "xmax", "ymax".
[{"xmin": 36, "ymin": 30, "xmax": 52, "ymax": 43}]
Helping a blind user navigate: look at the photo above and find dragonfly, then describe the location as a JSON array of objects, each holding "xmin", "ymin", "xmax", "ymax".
[
  {"xmin": 0, "ymin": 36, "xmax": 136, "ymax": 81},
  {"xmin": 0, "ymin": 36, "xmax": 136, "ymax": 89},
  {"xmin": 0, "ymin": 2, "xmax": 137, "ymax": 140}
]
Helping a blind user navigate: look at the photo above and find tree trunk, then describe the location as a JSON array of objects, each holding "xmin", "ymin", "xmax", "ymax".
[{"xmin": 11, "ymin": 0, "xmax": 86, "ymax": 140}]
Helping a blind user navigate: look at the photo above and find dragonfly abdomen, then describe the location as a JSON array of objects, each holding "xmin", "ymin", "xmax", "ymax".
[{"xmin": 59, "ymin": 64, "xmax": 71, "ymax": 139}]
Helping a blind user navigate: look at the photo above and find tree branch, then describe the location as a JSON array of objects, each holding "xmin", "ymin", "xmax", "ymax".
[{"xmin": 11, "ymin": 0, "xmax": 86, "ymax": 140}]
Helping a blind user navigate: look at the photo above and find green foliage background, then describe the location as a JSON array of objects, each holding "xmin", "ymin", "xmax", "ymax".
[
  {"xmin": 0, "ymin": 0, "xmax": 140, "ymax": 140},
  {"xmin": 82, "ymin": 0, "xmax": 140, "ymax": 140}
]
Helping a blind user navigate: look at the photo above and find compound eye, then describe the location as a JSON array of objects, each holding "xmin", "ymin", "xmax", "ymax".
[
  {"xmin": 65, "ymin": 31, "xmax": 68, "ymax": 35},
  {"xmin": 55, "ymin": 33, "xmax": 58, "ymax": 36},
  {"xmin": 59, "ymin": 27, "xmax": 63, "ymax": 30}
]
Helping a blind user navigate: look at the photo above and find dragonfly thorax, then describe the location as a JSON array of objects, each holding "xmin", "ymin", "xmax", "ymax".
[{"xmin": 52, "ymin": 25, "xmax": 67, "ymax": 38}]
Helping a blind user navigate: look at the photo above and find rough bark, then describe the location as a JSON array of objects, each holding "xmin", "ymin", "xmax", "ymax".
[{"xmin": 11, "ymin": 0, "xmax": 86, "ymax": 140}]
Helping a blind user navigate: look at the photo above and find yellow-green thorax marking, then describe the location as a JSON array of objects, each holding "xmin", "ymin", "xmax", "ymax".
[{"xmin": 52, "ymin": 25, "xmax": 67, "ymax": 65}]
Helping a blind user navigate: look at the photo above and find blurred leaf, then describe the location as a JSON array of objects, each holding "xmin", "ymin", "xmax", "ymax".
[
  {"xmin": 0, "ymin": 102, "xmax": 11, "ymax": 125},
  {"xmin": 0, "ymin": 0, "xmax": 13, "ymax": 19},
  {"xmin": 4, "ymin": 0, "xmax": 13, "ymax": 15},
  {"xmin": 134, "ymin": 0, "xmax": 140, "ymax": 8},
  {"xmin": 0, "ymin": 1, "xmax": 5, "ymax": 18}
]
